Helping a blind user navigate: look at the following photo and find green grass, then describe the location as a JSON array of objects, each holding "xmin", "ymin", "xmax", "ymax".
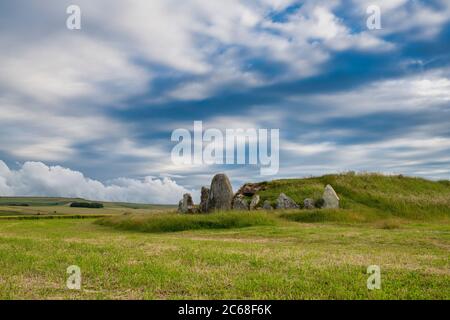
[
  {"xmin": 0, "ymin": 173, "xmax": 449, "ymax": 300},
  {"xmin": 279, "ymin": 209, "xmax": 409, "ymax": 229},
  {"xmin": 258, "ymin": 173, "xmax": 450, "ymax": 220},
  {"xmin": 96, "ymin": 212, "xmax": 276, "ymax": 233},
  {"xmin": 0, "ymin": 197, "xmax": 84, "ymax": 207},
  {"xmin": 0, "ymin": 197, "xmax": 175, "ymax": 210},
  {"xmin": 0, "ymin": 217, "xmax": 448, "ymax": 299},
  {"xmin": 280, "ymin": 209, "xmax": 370, "ymax": 223},
  {"xmin": 0, "ymin": 197, "xmax": 175, "ymax": 218}
]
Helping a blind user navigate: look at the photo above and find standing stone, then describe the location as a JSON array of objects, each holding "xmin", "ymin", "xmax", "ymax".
[
  {"xmin": 207, "ymin": 174, "xmax": 233, "ymax": 211},
  {"xmin": 304, "ymin": 198, "xmax": 316, "ymax": 210},
  {"xmin": 262, "ymin": 200, "xmax": 273, "ymax": 210},
  {"xmin": 322, "ymin": 185, "xmax": 340, "ymax": 209},
  {"xmin": 199, "ymin": 187, "xmax": 210, "ymax": 213},
  {"xmin": 249, "ymin": 195, "xmax": 260, "ymax": 210},
  {"xmin": 276, "ymin": 193, "xmax": 299, "ymax": 209},
  {"xmin": 177, "ymin": 200, "xmax": 183, "ymax": 213},
  {"xmin": 232, "ymin": 194, "xmax": 249, "ymax": 210},
  {"xmin": 179, "ymin": 193, "xmax": 195, "ymax": 214}
]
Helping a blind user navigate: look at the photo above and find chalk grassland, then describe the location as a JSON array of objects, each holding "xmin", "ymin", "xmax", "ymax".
[{"xmin": 0, "ymin": 173, "xmax": 449, "ymax": 299}]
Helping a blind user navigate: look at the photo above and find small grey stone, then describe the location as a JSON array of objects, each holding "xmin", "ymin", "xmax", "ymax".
[
  {"xmin": 262, "ymin": 200, "xmax": 273, "ymax": 210},
  {"xmin": 179, "ymin": 193, "xmax": 195, "ymax": 214},
  {"xmin": 276, "ymin": 193, "xmax": 299, "ymax": 209},
  {"xmin": 304, "ymin": 198, "xmax": 316, "ymax": 209},
  {"xmin": 199, "ymin": 186, "xmax": 209, "ymax": 213},
  {"xmin": 233, "ymin": 194, "xmax": 249, "ymax": 210}
]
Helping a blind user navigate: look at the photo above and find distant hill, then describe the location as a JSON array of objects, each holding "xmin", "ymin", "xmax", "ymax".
[
  {"xmin": 254, "ymin": 173, "xmax": 450, "ymax": 220},
  {"xmin": 0, "ymin": 197, "xmax": 175, "ymax": 209}
]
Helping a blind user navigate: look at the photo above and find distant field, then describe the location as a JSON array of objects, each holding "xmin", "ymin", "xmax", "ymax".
[
  {"xmin": 0, "ymin": 197, "xmax": 175, "ymax": 218},
  {"xmin": 0, "ymin": 174, "xmax": 449, "ymax": 300}
]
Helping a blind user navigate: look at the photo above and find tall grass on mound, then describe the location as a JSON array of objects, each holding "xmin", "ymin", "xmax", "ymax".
[
  {"xmin": 279, "ymin": 209, "xmax": 404, "ymax": 228},
  {"xmin": 279, "ymin": 209, "xmax": 371, "ymax": 224},
  {"xmin": 96, "ymin": 212, "xmax": 276, "ymax": 233},
  {"xmin": 258, "ymin": 173, "xmax": 450, "ymax": 220}
]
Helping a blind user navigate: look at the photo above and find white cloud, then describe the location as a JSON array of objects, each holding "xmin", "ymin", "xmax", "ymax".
[
  {"xmin": 0, "ymin": 161, "xmax": 194, "ymax": 204},
  {"xmin": 0, "ymin": 0, "xmax": 399, "ymax": 163},
  {"xmin": 0, "ymin": 0, "xmax": 449, "ymax": 186},
  {"xmin": 0, "ymin": 96, "xmax": 128, "ymax": 161},
  {"xmin": 281, "ymin": 134, "xmax": 450, "ymax": 180},
  {"xmin": 0, "ymin": 34, "xmax": 150, "ymax": 106},
  {"xmin": 287, "ymin": 71, "xmax": 450, "ymax": 121},
  {"xmin": 267, "ymin": 4, "xmax": 394, "ymax": 52}
]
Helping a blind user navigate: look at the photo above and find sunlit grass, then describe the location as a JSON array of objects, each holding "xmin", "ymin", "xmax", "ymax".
[
  {"xmin": 0, "ymin": 218, "xmax": 448, "ymax": 299},
  {"xmin": 0, "ymin": 173, "xmax": 449, "ymax": 299}
]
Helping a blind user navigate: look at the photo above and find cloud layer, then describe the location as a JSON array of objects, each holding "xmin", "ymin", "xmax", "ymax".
[
  {"xmin": 0, "ymin": 161, "xmax": 193, "ymax": 204},
  {"xmin": 0, "ymin": 0, "xmax": 449, "ymax": 196}
]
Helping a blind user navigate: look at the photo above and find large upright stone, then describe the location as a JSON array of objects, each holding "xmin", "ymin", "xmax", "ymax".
[
  {"xmin": 249, "ymin": 195, "xmax": 260, "ymax": 210},
  {"xmin": 276, "ymin": 193, "xmax": 299, "ymax": 209},
  {"xmin": 199, "ymin": 187, "xmax": 210, "ymax": 213},
  {"xmin": 207, "ymin": 174, "xmax": 233, "ymax": 211},
  {"xmin": 179, "ymin": 193, "xmax": 195, "ymax": 214},
  {"xmin": 322, "ymin": 185, "xmax": 340, "ymax": 209},
  {"xmin": 232, "ymin": 194, "xmax": 249, "ymax": 210}
]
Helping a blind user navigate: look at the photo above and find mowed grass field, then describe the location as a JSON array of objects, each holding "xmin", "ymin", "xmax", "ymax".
[
  {"xmin": 0, "ymin": 216, "xmax": 448, "ymax": 299},
  {"xmin": 0, "ymin": 173, "xmax": 449, "ymax": 300}
]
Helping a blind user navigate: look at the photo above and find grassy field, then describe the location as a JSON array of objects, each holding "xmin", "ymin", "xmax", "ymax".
[
  {"xmin": 0, "ymin": 216, "xmax": 448, "ymax": 299},
  {"xmin": 0, "ymin": 197, "xmax": 175, "ymax": 217},
  {"xmin": 0, "ymin": 173, "xmax": 449, "ymax": 300}
]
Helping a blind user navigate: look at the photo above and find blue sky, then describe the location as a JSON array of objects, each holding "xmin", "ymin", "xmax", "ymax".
[{"xmin": 1, "ymin": 0, "xmax": 450, "ymax": 203}]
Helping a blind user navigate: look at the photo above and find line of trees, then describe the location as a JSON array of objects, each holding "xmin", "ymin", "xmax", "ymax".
[{"xmin": 70, "ymin": 202, "xmax": 104, "ymax": 208}]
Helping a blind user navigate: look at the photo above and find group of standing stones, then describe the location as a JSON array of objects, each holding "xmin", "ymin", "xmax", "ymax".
[
  {"xmin": 178, "ymin": 174, "xmax": 340, "ymax": 213},
  {"xmin": 178, "ymin": 174, "xmax": 234, "ymax": 213}
]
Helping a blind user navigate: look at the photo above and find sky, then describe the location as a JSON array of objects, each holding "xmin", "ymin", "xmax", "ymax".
[{"xmin": 1, "ymin": 0, "xmax": 450, "ymax": 204}]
